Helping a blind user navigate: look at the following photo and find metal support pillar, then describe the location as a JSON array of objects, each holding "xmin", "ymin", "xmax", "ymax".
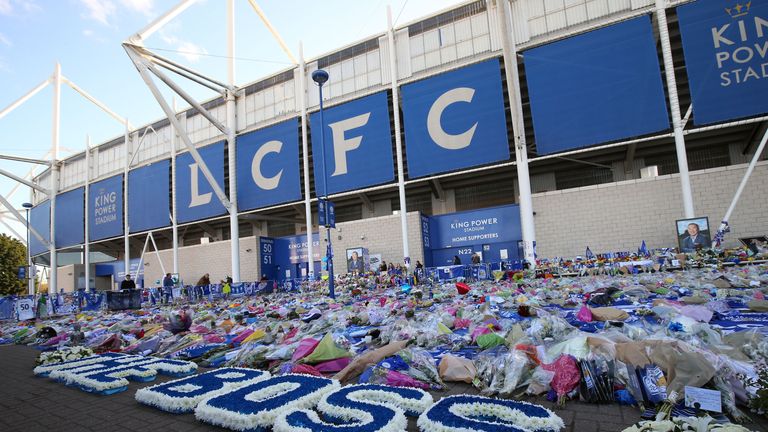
[
  {"xmin": 171, "ymin": 98, "xmax": 179, "ymax": 274},
  {"xmin": 656, "ymin": 0, "xmax": 694, "ymax": 218},
  {"xmin": 499, "ymin": 0, "xmax": 536, "ymax": 265},
  {"xmin": 49, "ymin": 63, "xmax": 61, "ymax": 295},
  {"xmin": 84, "ymin": 136, "xmax": 91, "ymax": 291},
  {"xmin": 226, "ymin": 0, "xmax": 240, "ymax": 282},
  {"xmin": 299, "ymin": 42, "xmax": 314, "ymax": 279},
  {"xmin": 387, "ymin": 6, "xmax": 410, "ymax": 268},
  {"xmin": 123, "ymin": 121, "xmax": 131, "ymax": 279}
]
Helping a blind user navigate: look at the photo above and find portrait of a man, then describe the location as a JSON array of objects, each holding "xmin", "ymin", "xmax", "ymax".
[{"xmin": 676, "ymin": 217, "xmax": 711, "ymax": 252}]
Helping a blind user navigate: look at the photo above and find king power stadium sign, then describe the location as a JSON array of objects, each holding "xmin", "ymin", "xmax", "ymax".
[{"xmin": 678, "ymin": 0, "xmax": 768, "ymax": 125}]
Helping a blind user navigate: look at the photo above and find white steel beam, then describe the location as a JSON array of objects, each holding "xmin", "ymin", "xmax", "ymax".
[
  {"xmin": 226, "ymin": 0, "xmax": 240, "ymax": 282},
  {"xmin": 129, "ymin": 0, "xmax": 198, "ymax": 45},
  {"xmin": 0, "ymin": 154, "xmax": 52, "ymax": 165},
  {"xmin": 500, "ymin": 0, "xmax": 536, "ymax": 265},
  {"xmin": 62, "ymin": 77, "xmax": 133, "ymax": 129},
  {"xmin": 84, "ymin": 135, "xmax": 91, "ymax": 291},
  {"xmin": 0, "ymin": 217, "xmax": 26, "ymax": 243},
  {"xmin": 171, "ymin": 98, "xmax": 179, "ymax": 275},
  {"xmin": 0, "ymin": 78, "xmax": 51, "ymax": 121},
  {"xmin": 0, "ymin": 193, "xmax": 49, "ymax": 247},
  {"xmin": 124, "ymin": 121, "xmax": 131, "ymax": 280},
  {"xmin": 387, "ymin": 6, "xmax": 410, "ymax": 268},
  {"xmin": 0, "ymin": 167, "xmax": 50, "ymax": 194},
  {"xmin": 50, "ymin": 63, "xmax": 61, "ymax": 295},
  {"xmin": 299, "ymin": 42, "xmax": 313, "ymax": 279},
  {"xmin": 246, "ymin": 0, "xmax": 298, "ymax": 64},
  {"xmin": 656, "ymin": 0, "xmax": 694, "ymax": 218},
  {"xmin": 125, "ymin": 46, "xmax": 232, "ymax": 211},
  {"xmin": 713, "ymin": 127, "xmax": 768, "ymax": 247}
]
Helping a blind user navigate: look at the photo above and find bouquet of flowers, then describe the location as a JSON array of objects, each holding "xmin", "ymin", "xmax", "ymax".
[{"xmin": 36, "ymin": 346, "xmax": 94, "ymax": 366}]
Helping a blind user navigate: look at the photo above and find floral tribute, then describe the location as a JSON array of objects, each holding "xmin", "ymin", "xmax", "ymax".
[
  {"xmin": 194, "ymin": 374, "xmax": 340, "ymax": 431},
  {"xmin": 136, "ymin": 367, "xmax": 271, "ymax": 413},
  {"xmin": 417, "ymin": 394, "xmax": 565, "ymax": 432},
  {"xmin": 274, "ymin": 383, "xmax": 434, "ymax": 432},
  {"xmin": 34, "ymin": 352, "xmax": 197, "ymax": 395}
]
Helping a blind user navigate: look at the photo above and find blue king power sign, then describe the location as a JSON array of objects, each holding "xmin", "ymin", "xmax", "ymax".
[{"xmin": 677, "ymin": 0, "xmax": 768, "ymax": 125}]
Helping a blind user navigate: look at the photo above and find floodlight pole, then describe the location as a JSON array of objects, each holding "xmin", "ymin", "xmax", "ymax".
[
  {"xmin": 387, "ymin": 6, "xmax": 411, "ymax": 270},
  {"xmin": 312, "ymin": 69, "xmax": 334, "ymax": 299},
  {"xmin": 49, "ymin": 63, "xmax": 61, "ymax": 295},
  {"xmin": 656, "ymin": 0, "xmax": 695, "ymax": 218},
  {"xmin": 226, "ymin": 0, "xmax": 240, "ymax": 283},
  {"xmin": 499, "ymin": 0, "xmax": 536, "ymax": 265},
  {"xmin": 299, "ymin": 42, "xmax": 313, "ymax": 280}
]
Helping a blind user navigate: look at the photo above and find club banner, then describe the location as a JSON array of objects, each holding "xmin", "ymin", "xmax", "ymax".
[
  {"xmin": 177, "ymin": 142, "xmax": 227, "ymax": 224},
  {"xmin": 128, "ymin": 160, "xmax": 170, "ymax": 233},
  {"xmin": 523, "ymin": 16, "xmax": 669, "ymax": 154},
  {"xmin": 29, "ymin": 200, "xmax": 51, "ymax": 256},
  {"xmin": 401, "ymin": 58, "xmax": 510, "ymax": 178},
  {"xmin": 310, "ymin": 91, "xmax": 394, "ymax": 195},
  {"xmin": 55, "ymin": 187, "xmax": 85, "ymax": 248},
  {"xmin": 428, "ymin": 204, "xmax": 521, "ymax": 249},
  {"xmin": 89, "ymin": 174, "xmax": 123, "ymax": 241},
  {"xmin": 677, "ymin": 0, "xmax": 768, "ymax": 125},
  {"xmin": 237, "ymin": 120, "xmax": 301, "ymax": 211}
]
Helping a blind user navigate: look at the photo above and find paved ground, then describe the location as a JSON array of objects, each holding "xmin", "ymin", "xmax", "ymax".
[{"xmin": 1, "ymin": 345, "xmax": 766, "ymax": 432}]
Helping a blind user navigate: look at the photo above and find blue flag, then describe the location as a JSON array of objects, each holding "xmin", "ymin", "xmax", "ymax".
[
  {"xmin": 585, "ymin": 247, "xmax": 595, "ymax": 260},
  {"xmin": 638, "ymin": 240, "xmax": 649, "ymax": 256}
]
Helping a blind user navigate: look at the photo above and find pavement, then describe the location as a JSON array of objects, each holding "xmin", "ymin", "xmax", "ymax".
[{"xmin": 1, "ymin": 345, "xmax": 766, "ymax": 432}]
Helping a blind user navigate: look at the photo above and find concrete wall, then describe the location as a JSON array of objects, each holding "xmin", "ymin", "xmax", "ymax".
[
  {"xmin": 144, "ymin": 235, "xmax": 261, "ymax": 288},
  {"xmin": 329, "ymin": 211, "xmax": 424, "ymax": 270},
  {"xmin": 533, "ymin": 161, "xmax": 768, "ymax": 258},
  {"xmin": 143, "ymin": 212, "xmax": 425, "ymax": 286}
]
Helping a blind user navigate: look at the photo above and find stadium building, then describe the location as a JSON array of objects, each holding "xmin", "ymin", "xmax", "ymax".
[{"xmin": 16, "ymin": 0, "xmax": 768, "ymax": 292}]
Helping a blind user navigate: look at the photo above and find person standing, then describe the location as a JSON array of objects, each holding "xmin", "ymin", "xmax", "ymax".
[
  {"xmin": 121, "ymin": 274, "xmax": 136, "ymax": 291},
  {"xmin": 453, "ymin": 255, "xmax": 461, "ymax": 265},
  {"xmin": 162, "ymin": 273, "xmax": 174, "ymax": 304},
  {"xmin": 471, "ymin": 253, "xmax": 481, "ymax": 265}
]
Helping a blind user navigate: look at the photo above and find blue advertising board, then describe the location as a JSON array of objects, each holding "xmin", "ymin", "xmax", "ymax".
[
  {"xmin": 318, "ymin": 199, "xmax": 335, "ymax": 228},
  {"xmin": 677, "ymin": 0, "xmax": 768, "ymax": 125},
  {"xmin": 421, "ymin": 214, "xmax": 432, "ymax": 267},
  {"xmin": 401, "ymin": 59, "xmax": 510, "ymax": 178},
  {"xmin": 428, "ymin": 204, "xmax": 522, "ymax": 249},
  {"xmin": 29, "ymin": 200, "xmax": 50, "ymax": 256},
  {"xmin": 236, "ymin": 120, "xmax": 302, "ymax": 211},
  {"xmin": 177, "ymin": 142, "xmax": 227, "ymax": 223},
  {"xmin": 310, "ymin": 91, "xmax": 394, "ymax": 195},
  {"xmin": 55, "ymin": 187, "xmax": 85, "ymax": 248},
  {"xmin": 128, "ymin": 159, "xmax": 170, "ymax": 233},
  {"xmin": 89, "ymin": 174, "xmax": 123, "ymax": 241},
  {"xmin": 523, "ymin": 16, "xmax": 669, "ymax": 154}
]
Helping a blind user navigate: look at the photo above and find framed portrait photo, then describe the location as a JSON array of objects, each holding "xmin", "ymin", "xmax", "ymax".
[{"xmin": 676, "ymin": 217, "xmax": 711, "ymax": 252}]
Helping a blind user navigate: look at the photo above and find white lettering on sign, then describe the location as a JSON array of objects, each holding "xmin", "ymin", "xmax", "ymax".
[
  {"xmin": 189, "ymin": 163, "xmax": 212, "ymax": 208},
  {"xmin": 94, "ymin": 190, "xmax": 118, "ymax": 226},
  {"xmin": 712, "ymin": 16, "xmax": 768, "ymax": 87},
  {"xmin": 251, "ymin": 140, "xmax": 283, "ymax": 190},
  {"xmin": 427, "ymin": 87, "xmax": 478, "ymax": 150},
  {"xmin": 328, "ymin": 113, "xmax": 370, "ymax": 177}
]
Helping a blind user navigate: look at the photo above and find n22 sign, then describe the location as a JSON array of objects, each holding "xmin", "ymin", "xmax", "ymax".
[
  {"xmin": 176, "ymin": 142, "xmax": 226, "ymax": 224},
  {"xmin": 401, "ymin": 58, "xmax": 510, "ymax": 178},
  {"xmin": 677, "ymin": 0, "xmax": 768, "ymax": 125},
  {"xmin": 310, "ymin": 91, "xmax": 394, "ymax": 195},
  {"xmin": 236, "ymin": 120, "xmax": 301, "ymax": 211}
]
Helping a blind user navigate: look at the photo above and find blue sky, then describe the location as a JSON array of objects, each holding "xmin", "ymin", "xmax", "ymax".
[{"xmin": 0, "ymin": 0, "xmax": 465, "ymax": 241}]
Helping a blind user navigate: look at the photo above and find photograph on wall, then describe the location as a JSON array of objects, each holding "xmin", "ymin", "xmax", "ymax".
[
  {"xmin": 676, "ymin": 217, "xmax": 711, "ymax": 252},
  {"xmin": 739, "ymin": 236, "xmax": 768, "ymax": 256},
  {"xmin": 346, "ymin": 248, "xmax": 364, "ymax": 274}
]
